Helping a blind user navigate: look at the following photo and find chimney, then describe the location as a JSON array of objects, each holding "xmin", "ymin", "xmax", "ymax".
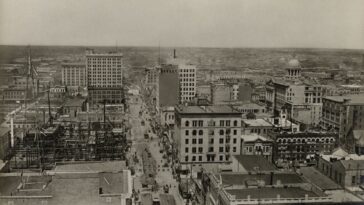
[{"xmin": 173, "ymin": 49, "xmax": 176, "ymax": 59}]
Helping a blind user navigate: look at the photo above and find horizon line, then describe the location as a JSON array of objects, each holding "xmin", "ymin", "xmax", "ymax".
[{"xmin": 1, "ymin": 44, "xmax": 364, "ymax": 52}]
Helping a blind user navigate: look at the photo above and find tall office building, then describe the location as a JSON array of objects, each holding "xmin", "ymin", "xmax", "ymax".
[
  {"xmin": 62, "ymin": 63, "xmax": 87, "ymax": 87},
  {"xmin": 86, "ymin": 50, "xmax": 124, "ymax": 105},
  {"xmin": 178, "ymin": 64, "xmax": 197, "ymax": 103},
  {"xmin": 158, "ymin": 64, "xmax": 180, "ymax": 107}
]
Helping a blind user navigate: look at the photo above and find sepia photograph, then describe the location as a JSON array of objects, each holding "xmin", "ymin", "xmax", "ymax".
[{"xmin": 0, "ymin": 0, "xmax": 364, "ymax": 204}]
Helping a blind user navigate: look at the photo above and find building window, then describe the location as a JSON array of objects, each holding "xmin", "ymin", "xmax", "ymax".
[
  {"xmin": 352, "ymin": 176, "xmax": 356, "ymax": 185},
  {"xmin": 233, "ymin": 138, "xmax": 237, "ymax": 143},
  {"xmin": 226, "ymin": 120, "xmax": 230, "ymax": 126},
  {"xmin": 192, "ymin": 156, "xmax": 196, "ymax": 161},
  {"xmin": 198, "ymin": 139, "xmax": 203, "ymax": 144},
  {"xmin": 233, "ymin": 147, "xmax": 237, "ymax": 152},
  {"xmin": 199, "ymin": 130, "xmax": 203, "ymax": 135},
  {"xmin": 192, "ymin": 139, "xmax": 196, "ymax": 144},
  {"xmin": 185, "ymin": 130, "xmax": 189, "ymax": 136},
  {"xmin": 185, "ymin": 121, "xmax": 190, "ymax": 127},
  {"xmin": 198, "ymin": 120, "xmax": 203, "ymax": 127},
  {"xmin": 185, "ymin": 139, "xmax": 189, "ymax": 144},
  {"xmin": 198, "ymin": 147, "xmax": 203, "ymax": 153},
  {"xmin": 219, "ymin": 147, "xmax": 224, "ymax": 152},
  {"xmin": 192, "ymin": 147, "xmax": 196, "ymax": 153},
  {"xmin": 233, "ymin": 130, "xmax": 237, "ymax": 135},
  {"xmin": 198, "ymin": 156, "xmax": 202, "ymax": 161},
  {"xmin": 192, "ymin": 120, "xmax": 198, "ymax": 127},
  {"xmin": 185, "ymin": 156, "xmax": 188, "ymax": 162},
  {"xmin": 192, "ymin": 130, "xmax": 197, "ymax": 136},
  {"xmin": 208, "ymin": 147, "xmax": 214, "ymax": 152},
  {"xmin": 219, "ymin": 138, "xmax": 224, "ymax": 144},
  {"xmin": 233, "ymin": 120, "xmax": 238, "ymax": 126},
  {"xmin": 220, "ymin": 120, "xmax": 224, "ymax": 127},
  {"xmin": 219, "ymin": 129, "xmax": 224, "ymax": 135},
  {"xmin": 185, "ymin": 147, "xmax": 189, "ymax": 153},
  {"xmin": 219, "ymin": 155, "xmax": 223, "ymax": 161}
]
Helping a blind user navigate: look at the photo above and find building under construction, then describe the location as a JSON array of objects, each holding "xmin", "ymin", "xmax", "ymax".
[{"xmin": 7, "ymin": 121, "xmax": 130, "ymax": 170}]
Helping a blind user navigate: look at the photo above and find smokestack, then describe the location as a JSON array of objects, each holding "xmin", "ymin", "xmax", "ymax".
[
  {"xmin": 173, "ymin": 49, "xmax": 176, "ymax": 59},
  {"xmin": 10, "ymin": 116, "xmax": 14, "ymax": 147}
]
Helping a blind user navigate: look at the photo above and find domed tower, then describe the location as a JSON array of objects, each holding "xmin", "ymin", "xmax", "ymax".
[{"xmin": 286, "ymin": 58, "xmax": 302, "ymax": 80}]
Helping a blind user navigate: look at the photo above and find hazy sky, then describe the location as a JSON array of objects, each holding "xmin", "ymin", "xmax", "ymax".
[{"xmin": 0, "ymin": 0, "xmax": 363, "ymax": 49}]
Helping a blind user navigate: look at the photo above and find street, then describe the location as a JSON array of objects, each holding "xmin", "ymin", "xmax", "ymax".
[{"xmin": 127, "ymin": 93, "xmax": 184, "ymax": 205}]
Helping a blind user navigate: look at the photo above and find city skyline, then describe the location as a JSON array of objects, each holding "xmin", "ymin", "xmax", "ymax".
[{"xmin": 0, "ymin": 0, "xmax": 364, "ymax": 49}]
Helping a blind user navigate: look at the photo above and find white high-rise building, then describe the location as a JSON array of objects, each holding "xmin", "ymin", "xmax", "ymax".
[
  {"xmin": 178, "ymin": 64, "xmax": 197, "ymax": 103},
  {"xmin": 62, "ymin": 63, "xmax": 87, "ymax": 87},
  {"xmin": 86, "ymin": 50, "xmax": 124, "ymax": 105}
]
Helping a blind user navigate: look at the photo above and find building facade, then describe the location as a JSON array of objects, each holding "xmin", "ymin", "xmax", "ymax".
[
  {"xmin": 158, "ymin": 64, "xmax": 180, "ymax": 107},
  {"xmin": 86, "ymin": 50, "xmax": 124, "ymax": 105},
  {"xmin": 175, "ymin": 105, "xmax": 242, "ymax": 164},
  {"xmin": 269, "ymin": 132, "xmax": 337, "ymax": 163},
  {"xmin": 317, "ymin": 148, "xmax": 364, "ymax": 187},
  {"xmin": 321, "ymin": 95, "xmax": 364, "ymax": 139},
  {"xmin": 179, "ymin": 64, "xmax": 197, "ymax": 103},
  {"xmin": 240, "ymin": 134, "xmax": 273, "ymax": 161},
  {"xmin": 62, "ymin": 63, "xmax": 87, "ymax": 87}
]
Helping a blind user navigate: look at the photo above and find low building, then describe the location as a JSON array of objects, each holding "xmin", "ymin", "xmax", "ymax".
[
  {"xmin": 317, "ymin": 148, "xmax": 364, "ymax": 187},
  {"xmin": 202, "ymin": 169, "xmax": 331, "ymax": 205},
  {"xmin": 160, "ymin": 106, "xmax": 175, "ymax": 127},
  {"xmin": 269, "ymin": 132, "xmax": 337, "ymax": 163},
  {"xmin": 0, "ymin": 170, "xmax": 132, "ymax": 205},
  {"xmin": 62, "ymin": 97, "xmax": 87, "ymax": 118},
  {"xmin": 240, "ymin": 134, "xmax": 273, "ymax": 161},
  {"xmin": 233, "ymin": 103, "xmax": 266, "ymax": 119},
  {"xmin": 241, "ymin": 119, "xmax": 272, "ymax": 137}
]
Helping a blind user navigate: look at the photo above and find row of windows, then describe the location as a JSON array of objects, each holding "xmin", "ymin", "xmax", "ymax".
[
  {"xmin": 184, "ymin": 155, "xmax": 230, "ymax": 162},
  {"xmin": 184, "ymin": 120, "xmax": 239, "ymax": 127},
  {"xmin": 185, "ymin": 137, "xmax": 237, "ymax": 144},
  {"xmin": 277, "ymin": 138, "xmax": 335, "ymax": 144}
]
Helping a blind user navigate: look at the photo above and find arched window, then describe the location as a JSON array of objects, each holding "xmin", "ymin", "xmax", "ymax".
[
  {"xmin": 297, "ymin": 139, "xmax": 301, "ymax": 143},
  {"xmin": 185, "ymin": 121, "xmax": 190, "ymax": 127},
  {"xmin": 316, "ymin": 138, "xmax": 320, "ymax": 143},
  {"xmin": 233, "ymin": 120, "xmax": 238, "ymax": 127},
  {"xmin": 199, "ymin": 130, "xmax": 203, "ymax": 135},
  {"xmin": 283, "ymin": 139, "xmax": 287, "ymax": 144}
]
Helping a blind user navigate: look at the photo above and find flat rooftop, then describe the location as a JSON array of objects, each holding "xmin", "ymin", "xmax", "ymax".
[
  {"xmin": 226, "ymin": 187, "xmax": 320, "ymax": 200},
  {"xmin": 241, "ymin": 134, "xmax": 273, "ymax": 142},
  {"xmin": 300, "ymin": 167, "xmax": 341, "ymax": 190},
  {"xmin": 324, "ymin": 95, "xmax": 364, "ymax": 105},
  {"xmin": 176, "ymin": 105, "xmax": 240, "ymax": 114},
  {"xmin": 233, "ymin": 155, "xmax": 277, "ymax": 172},
  {"xmin": 55, "ymin": 161, "xmax": 126, "ymax": 172},
  {"xmin": 242, "ymin": 119, "xmax": 272, "ymax": 127},
  {"xmin": 215, "ymin": 172, "xmax": 303, "ymax": 186}
]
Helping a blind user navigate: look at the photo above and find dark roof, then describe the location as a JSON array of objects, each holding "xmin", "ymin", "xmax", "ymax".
[
  {"xmin": 226, "ymin": 187, "xmax": 319, "ymax": 199},
  {"xmin": 176, "ymin": 105, "xmax": 240, "ymax": 115},
  {"xmin": 233, "ymin": 155, "xmax": 277, "ymax": 172},
  {"xmin": 217, "ymin": 172, "xmax": 303, "ymax": 186},
  {"xmin": 64, "ymin": 98, "xmax": 86, "ymax": 107},
  {"xmin": 300, "ymin": 167, "xmax": 342, "ymax": 190},
  {"xmin": 160, "ymin": 194, "xmax": 176, "ymax": 205}
]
